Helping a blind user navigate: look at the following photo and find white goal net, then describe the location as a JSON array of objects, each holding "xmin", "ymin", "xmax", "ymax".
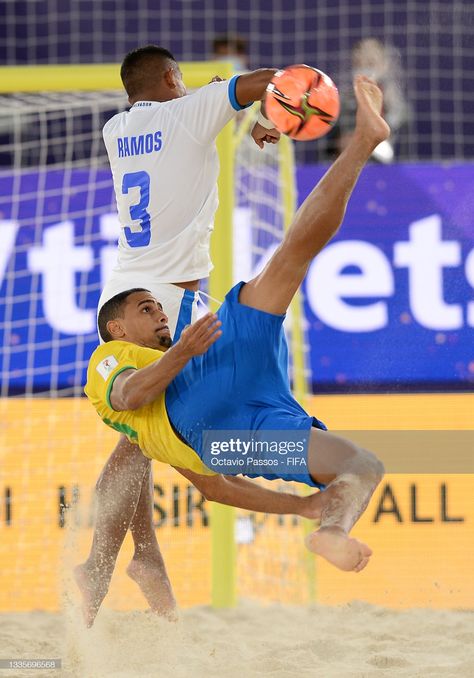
[{"xmin": 0, "ymin": 90, "xmax": 126, "ymax": 396}]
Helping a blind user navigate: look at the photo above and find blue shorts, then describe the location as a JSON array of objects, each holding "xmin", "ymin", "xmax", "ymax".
[{"xmin": 166, "ymin": 282, "xmax": 327, "ymax": 488}]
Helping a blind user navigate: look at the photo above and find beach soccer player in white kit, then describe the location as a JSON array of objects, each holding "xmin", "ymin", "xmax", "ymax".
[
  {"xmin": 78, "ymin": 45, "xmax": 322, "ymax": 626},
  {"xmin": 99, "ymin": 45, "xmax": 280, "ymax": 332}
]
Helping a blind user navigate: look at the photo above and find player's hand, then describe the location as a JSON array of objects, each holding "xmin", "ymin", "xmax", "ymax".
[
  {"xmin": 209, "ymin": 75, "xmax": 224, "ymax": 83},
  {"xmin": 251, "ymin": 122, "xmax": 281, "ymax": 149},
  {"xmin": 177, "ymin": 313, "xmax": 222, "ymax": 358}
]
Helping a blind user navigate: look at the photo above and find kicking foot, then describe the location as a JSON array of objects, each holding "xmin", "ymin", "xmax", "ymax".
[
  {"xmin": 305, "ymin": 526, "xmax": 372, "ymax": 572},
  {"xmin": 353, "ymin": 75, "xmax": 391, "ymax": 147},
  {"xmin": 74, "ymin": 562, "xmax": 110, "ymax": 628},
  {"xmin": 126, "ymin": 556, "xmax": 177, "ymax": 620}
]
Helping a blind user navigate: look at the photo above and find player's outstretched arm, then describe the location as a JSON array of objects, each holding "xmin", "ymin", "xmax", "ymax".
[
  {"xmin": 175, "ymin": 467, "xmax": 324, "ymax": 520},
  {"xmin": 234, "ymin": 68, "xmax": 278, "ymax": 105},
  {"xmin": 235, "ymin": 69, "xmax": 282, "ymax": 148},
  {"xmin": 110, "ymin": 313, "xmax": 222, "ymax": 411}
]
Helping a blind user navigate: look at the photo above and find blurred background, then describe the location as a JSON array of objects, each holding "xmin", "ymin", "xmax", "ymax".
[
  {"xmin": 1, "ymin": 0, "xmax": 473, "ymax": 394},
  {"xmin": 1, "ymin": 0, "xmax": 473, "ymax": 161},
  {"xmin": 0, "ymin": 0, "xmax": 473, "ymax": 619}
]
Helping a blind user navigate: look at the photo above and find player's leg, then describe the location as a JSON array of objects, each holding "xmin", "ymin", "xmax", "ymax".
[
  {"xmin": 77, "ymin": 284, "xmax": 196, "ymax": 625},
  {"xmin": 239, "ymin": 76, "xmax": 391, "ymax": 315},
  {"xmin": 74, "ymin": 436, "xmax": 149, "ymax": 626},
  {"xmin": 121, "ymin": 281, "xmax": 195, "ymax": 616},
  {"xmin": 126, "ymin": 463, "xmax": 177, "ymax": 618},
  {"xmin": 305, "ymin": 428, "xmax": 384, "ymax": 572}
]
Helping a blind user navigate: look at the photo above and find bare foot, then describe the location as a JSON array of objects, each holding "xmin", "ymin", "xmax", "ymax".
[
  {"xmin": 305, "ymin": 526, "xmax": 372, "ymax": 572},
  {"xmin": 74, "ymin": 562, "xmax": 110, "ymax": 628},
  {"xmin": 126, "ymin": 556, "xmax": 177, "ymax": 620},
  {"xmin": 353, "ymin": 75, "xmax": 391, "ymax": 146}
]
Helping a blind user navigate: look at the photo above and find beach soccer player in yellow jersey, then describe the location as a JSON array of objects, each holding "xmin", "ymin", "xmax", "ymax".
[
  {"xmin": 80, "ymin": 75, "xmax": 388, "ymax": 624},
  {"xmin": 80, "ymin": 44, "xmax": 321, "ymax": 624}
]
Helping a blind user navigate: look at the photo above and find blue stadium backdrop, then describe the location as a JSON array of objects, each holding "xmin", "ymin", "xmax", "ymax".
[{"xmin": 0, "ymin": 163, "xmax": 473, "ymax": 393}]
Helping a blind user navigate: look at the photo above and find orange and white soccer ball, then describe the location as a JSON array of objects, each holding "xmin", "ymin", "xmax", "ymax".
[{"xmin": 265, "ymin": 64, "xmax": 340, "ymax": 141}]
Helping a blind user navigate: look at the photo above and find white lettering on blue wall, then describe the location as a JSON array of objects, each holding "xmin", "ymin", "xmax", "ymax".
[{"xmin": 0, "ymin": 213, "xmax": 473, "ymax": 336}]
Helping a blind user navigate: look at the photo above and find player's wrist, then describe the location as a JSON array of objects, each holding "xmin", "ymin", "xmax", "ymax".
[
  {"xmin": 171, "ymin": 340, "xmax": 194, "ymax": 362},
  {"xmin": 257, "ymin": 111, "xmax": 276, "ymax": 130}
]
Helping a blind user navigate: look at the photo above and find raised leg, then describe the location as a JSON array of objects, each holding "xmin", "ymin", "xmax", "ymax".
[
  {"xmin": 305, "ymin": 429, "xmax": 384, "ymax": 572},
  {"xmin": 74, "ymin": 436, "xmax": 149, "ymax": 626},
  {"xmin": 240, "ymin": 76, "xmax": 390, "ymax": 315}
]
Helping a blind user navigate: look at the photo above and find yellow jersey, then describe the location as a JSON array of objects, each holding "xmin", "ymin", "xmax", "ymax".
[{"xmin": 85, "ymin": 340, "xmax": 216, "ymax": 476}]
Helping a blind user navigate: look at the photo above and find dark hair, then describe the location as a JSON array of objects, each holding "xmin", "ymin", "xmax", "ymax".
[
  {"xmin": 212, "ymin": 34, "xmax": 247, "ymax": 56},
  {"xmin": 98, "ymin": 288, "xmax": 150, "ymax": 343},
  {"xmin": 120, "ymin": 45, "xmax": 176, "ymax": 98}
]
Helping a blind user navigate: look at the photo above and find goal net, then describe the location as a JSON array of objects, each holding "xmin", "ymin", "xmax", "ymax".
[
  {"xmin": 0, "ymin": 66, "xmax": 313, "ymax": 613},
  {"xmin": 0, "ymin": 89, "xmax": 125, "ymax": 397},
  {"xmin": 233, "ymin": 113, "xmax": 313, "ymax": 605}
]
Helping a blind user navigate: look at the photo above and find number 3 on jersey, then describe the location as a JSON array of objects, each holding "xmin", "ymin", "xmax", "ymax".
[{"xmin": 122, "ymin": 171, "xmax": 151, "ymax": 247}]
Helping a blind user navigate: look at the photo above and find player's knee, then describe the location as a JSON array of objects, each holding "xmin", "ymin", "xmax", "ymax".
[{"xmin": 357, "ymin": 448, "xmax": 384, "ymax": 484}]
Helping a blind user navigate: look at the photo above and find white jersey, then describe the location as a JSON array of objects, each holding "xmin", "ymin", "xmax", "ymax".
[{"xmin": 102, "ymin": 76, "xmax": 247, "ymax": 284}]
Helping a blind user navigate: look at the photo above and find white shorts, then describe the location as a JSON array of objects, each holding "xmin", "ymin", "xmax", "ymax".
[{"xmin": 98, "ymin": 275, "xmax": 199, "ymax": 342}]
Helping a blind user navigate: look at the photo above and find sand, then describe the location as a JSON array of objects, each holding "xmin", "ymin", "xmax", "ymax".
[{"xmin": 1, "ymin": 602, "xmax": 473, "ymax": 678}]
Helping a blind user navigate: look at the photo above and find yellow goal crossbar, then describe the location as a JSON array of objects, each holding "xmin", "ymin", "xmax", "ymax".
[{"xmin": 0, "ymin": 61, "xmax": 233, "ymax": 93}]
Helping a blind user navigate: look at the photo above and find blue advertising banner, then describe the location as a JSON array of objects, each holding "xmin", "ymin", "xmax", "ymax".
[
  {"xmin": 0, "ymin": 168, "xmax": 115, "ymax": 394},
  {"xmin": 0, "ymin": 163, "xmax": 472, "ymax": 393},
  {"xmin": 298, "ymin": 164, "xmax": 474, "ymax": 389}
]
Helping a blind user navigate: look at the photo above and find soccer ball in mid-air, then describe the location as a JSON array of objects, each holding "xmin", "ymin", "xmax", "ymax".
[{"xmin": 265, "ymin": 65, "xmax": 340, "ymax": 141}]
